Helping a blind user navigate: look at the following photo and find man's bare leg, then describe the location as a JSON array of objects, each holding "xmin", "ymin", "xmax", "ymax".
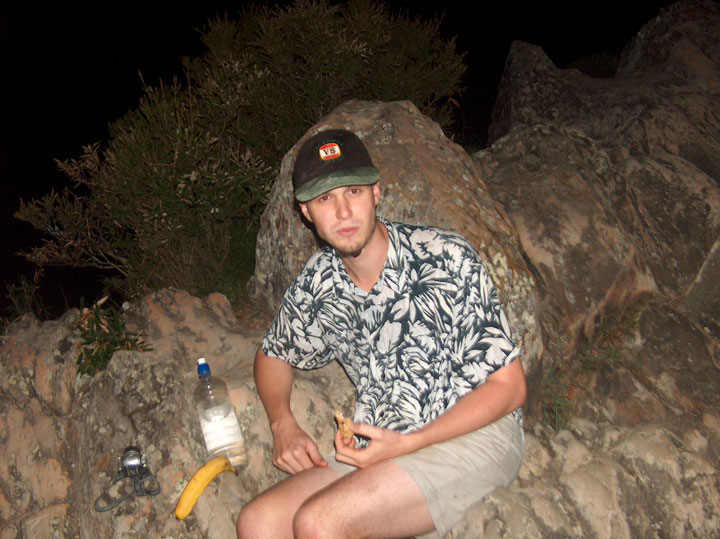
[
  {"xmin": 237, "ymin": 459, "xmax": 434, "ymax": 539},
  {"xmin": 294, "ymin": 460, "xmax": 435, "ymax": 539},
  {"xmin": 236, "ymin": 465, "xmax": 342, "ymax": 539}
]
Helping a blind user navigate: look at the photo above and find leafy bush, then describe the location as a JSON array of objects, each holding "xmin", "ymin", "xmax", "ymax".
[
  {"xmin": 76, "ymin": 296, "xmax": 151, "ymax": 376},
  {"xmin": 16, "ymin": 0, "xmax": 466, "ymax": 305}
]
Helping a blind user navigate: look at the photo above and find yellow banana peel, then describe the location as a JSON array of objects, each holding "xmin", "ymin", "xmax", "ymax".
[{"xmin": 175, "ymin": 455, "xmax": 237, "ymax": 520}]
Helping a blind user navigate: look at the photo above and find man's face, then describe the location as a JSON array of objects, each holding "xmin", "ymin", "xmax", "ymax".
[{"xmin": 299, "ymin": 183, "xmax": 381, "ymax": 258}]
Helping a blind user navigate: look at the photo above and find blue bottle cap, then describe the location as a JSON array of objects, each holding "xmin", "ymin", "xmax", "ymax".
[{"xmin": 197, "ymin": 357, "xmax": 210, "ymax": 376}]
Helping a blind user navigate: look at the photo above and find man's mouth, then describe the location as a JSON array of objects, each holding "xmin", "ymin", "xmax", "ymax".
[{"xmin": 335, "ymin": 225, "xmax": 359, "ymax": 237}]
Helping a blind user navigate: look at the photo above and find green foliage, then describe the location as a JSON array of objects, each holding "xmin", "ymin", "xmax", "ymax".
[
  {"xmin": 184, "ymin": 0, "xmax": 465, "ymax": 165},
  {"xmin": 15, "ymin": 0, "xmax": 465, "ymax": 306},
  {"xmin": 76, "ymin": 297, "xmax": 151, "ymax": 376},
  {"xmin": 541, "ymin": 367, "xmax": 571, "ymax": 431}
]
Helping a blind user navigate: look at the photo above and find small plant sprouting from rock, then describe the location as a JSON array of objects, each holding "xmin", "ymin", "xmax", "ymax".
[
  {"xmin": 541, "ymin": 367, "xmax": 572, "ymax": 430},
  {"xmin": 541, "ymin": 300, "xmax": 644, "ymax": 431},
  {"xmin": 2, "ymin": 269, "xmax": 48, "ymax": 326},
  {"xmin": 76, "ymin": 296, "xmax": 150, "ymax": 376}
]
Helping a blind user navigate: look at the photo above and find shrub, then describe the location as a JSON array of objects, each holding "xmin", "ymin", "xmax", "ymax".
[
  {"xmin": 541, "ymin": 367, "xmax": 571, "ymax": 431},
  {"xmin": 76, "ymin": 296, "xmax": 151, "ymax": 376},
  {"xmin": 16, "ymin": 0, "xmax": 466, "ymax": 305}
]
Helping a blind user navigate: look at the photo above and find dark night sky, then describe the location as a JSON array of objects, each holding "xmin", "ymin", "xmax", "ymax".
[{"xmin": 0, "ymin": 1, "xmax": 673, "ymax": 316}]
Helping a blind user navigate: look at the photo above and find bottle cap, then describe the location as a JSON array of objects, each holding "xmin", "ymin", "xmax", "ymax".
[{"xmin": 197, "ymin": 357, "xmax": 210, "ymax": 376}]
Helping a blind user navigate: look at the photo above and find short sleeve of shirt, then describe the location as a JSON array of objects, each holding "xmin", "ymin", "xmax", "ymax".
[
  {"xmin": 448, "ymin": 241, "xmax": 520, "ymax": 394},
  {"xmin": 261, "ymin": 250, "xmax": 337, "ymax": 369}
]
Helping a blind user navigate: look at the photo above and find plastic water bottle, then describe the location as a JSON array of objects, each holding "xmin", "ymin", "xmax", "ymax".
[{"xmin": 194, "ymin": 358, "xmax": 246, "ymax": 467}]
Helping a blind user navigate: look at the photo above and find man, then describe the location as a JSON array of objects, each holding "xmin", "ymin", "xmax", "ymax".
[{"xmin": 237, "ymin": 129, "xmax": 526, "ymax": 539}]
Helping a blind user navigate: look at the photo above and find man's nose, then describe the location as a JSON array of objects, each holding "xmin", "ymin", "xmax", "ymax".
[{"xmin": 335, "ymin": 197, "xmax": 351, "ymax": 219}]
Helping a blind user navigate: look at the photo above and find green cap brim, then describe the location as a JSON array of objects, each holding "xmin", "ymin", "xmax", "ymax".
[{"xmin": 294, "ymin": 166, "xmax": 380, "ymax": 202}]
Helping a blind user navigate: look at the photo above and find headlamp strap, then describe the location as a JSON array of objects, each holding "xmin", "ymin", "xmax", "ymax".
[{"xmin": 94, "ymin": 447, "xmax": 161, "ymax": 512}]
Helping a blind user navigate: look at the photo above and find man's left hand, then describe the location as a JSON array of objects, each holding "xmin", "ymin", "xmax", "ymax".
[{"xmin": 334, "ymin": 422, "xmax": 415, "ymax": 468}]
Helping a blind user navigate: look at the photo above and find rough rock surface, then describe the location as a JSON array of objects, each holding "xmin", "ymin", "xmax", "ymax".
[
  {"xmin": 482, "ymin": 0, "xmax": 720, "ymax": 366},
  {"xmin": 1, "ymin": 290, "xmax": 355, "ymax": 538},
  {"xmin": 447, "ymin": 292, "xmax": 720, "ymax": 538},
  {"xmin": 481, "ymin": 0, "xmax": 719, "ymax": 366},
  {"xmin": 1, "ymin": 312, "xmax": 78, "ymax": 538},
  {"xmin": 1, "ymin": 0, "xmax": 719, "ymax": 537},
  {"xmin": 2, "ymin": 289, "xmax": 718, "ymax": 538}
]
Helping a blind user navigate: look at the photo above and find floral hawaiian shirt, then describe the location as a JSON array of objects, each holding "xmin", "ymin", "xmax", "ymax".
[{"xmin": 261, "ymin": 218, "xmax": 522, "ymax": 433}]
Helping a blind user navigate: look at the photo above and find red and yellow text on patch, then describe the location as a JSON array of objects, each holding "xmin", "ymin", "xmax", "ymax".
[{"xmin": 319, "ymin": 142, "xmax": 342, "ymax": 161}]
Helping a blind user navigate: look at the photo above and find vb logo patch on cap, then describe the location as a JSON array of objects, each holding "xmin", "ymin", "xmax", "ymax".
[{"xmin": 319, "ymin": 142, "xmax": 342, "ymax": 161}]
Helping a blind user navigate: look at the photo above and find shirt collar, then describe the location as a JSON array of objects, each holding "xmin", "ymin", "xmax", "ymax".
[{"xmin": 330, "ymin": 217, "xmax": 407, "ymax": 299}]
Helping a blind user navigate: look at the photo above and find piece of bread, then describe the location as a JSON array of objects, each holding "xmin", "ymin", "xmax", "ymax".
[{"xmin": 334, "ymin": 410, "xmax": 354, "ymax": 440}]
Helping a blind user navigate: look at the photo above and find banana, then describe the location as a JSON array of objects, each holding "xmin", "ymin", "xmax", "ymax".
[{"xmin": 175, "ymin": 455, "xmax": 237, "ymax": 520}]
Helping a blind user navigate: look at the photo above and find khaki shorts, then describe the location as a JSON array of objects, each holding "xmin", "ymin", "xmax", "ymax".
[{"xmin": 327, "ymin": 414, "xmax": 525, "ymax": 538}]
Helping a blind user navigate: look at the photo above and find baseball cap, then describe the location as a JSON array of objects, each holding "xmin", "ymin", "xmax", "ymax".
[{"xmin": 292, "ymin": 129, "xmax": 379, "ymax": 202}]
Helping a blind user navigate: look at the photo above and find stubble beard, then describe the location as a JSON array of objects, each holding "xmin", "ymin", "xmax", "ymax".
[{"xmin": 332, "ymin": 218, "xmax": 377, "ymax": 259}]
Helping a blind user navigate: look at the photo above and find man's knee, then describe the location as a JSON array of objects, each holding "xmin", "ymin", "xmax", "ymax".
[
  {"xmin": 235, "ymin": 502, "xmax": 254, "ymax": 539},
  {"xmin": 292, "ymin": 504, "xmax": 324, "ymax": 539},
  {"xmin": 236, "ymin": 497, "xmax": 275, "ymax": 539},
  {"xmin": 292, "ymin": 496, "xmax": 337, "ymax": 539}
]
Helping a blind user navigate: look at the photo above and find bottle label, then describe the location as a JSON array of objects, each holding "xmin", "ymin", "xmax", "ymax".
[{"xmin": 199, "ymin": 413, "xmax": 245, "ymax": 455}]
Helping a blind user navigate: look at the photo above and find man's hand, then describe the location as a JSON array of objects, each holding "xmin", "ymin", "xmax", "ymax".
[
  {"xmin": 254, "ymin": 348, "xmax": 328, "ymax": 474},
  {"xmin": 334, "ymin": 422, "xmax": 414, "ymax": 468},
  {"xmin": 271, "ymin": 417, "xmax": 327, "ymax": 474}
]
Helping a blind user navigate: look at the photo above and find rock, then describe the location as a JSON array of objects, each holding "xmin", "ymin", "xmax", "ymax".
[
  {"xmin": 2, "ymin": 292, "xmax": 719, "ymax": 538},
  {"xmin": 475, "ymin": 124, "xmax": 656, "ymax": 364},
  {"xmin": 0, "ymin": 311, "xmax": 78, "ymax": 537},
  {"xmin": 617, "ymin": 0, "xmax": 720, "ymax": 79},
  {"xmin": 477, "ymin": 0, "xmax": 720, "ymax": 362},
  {"xmin": 1, "ymin": 289, "xmax": 353, "ymax": 537},
  {"xmin": 683, "ymin": 235, "xmax": 720, "ymax": 340},
  {"xmin": 447, "ymin": 295, "xmax": 720, "ymax": 538},
  {"xmin": 75, "ymin": 290, "xmax": 354, "ymax": 538}
]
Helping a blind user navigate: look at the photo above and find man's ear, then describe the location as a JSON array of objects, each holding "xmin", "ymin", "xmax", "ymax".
[
  {"xmin": 373, "ymin": 182, "xmax": 381, "ymax": 207},
  {"xmin": 299, "ymin": 202, "xmax": 312, "ymax": 223}
]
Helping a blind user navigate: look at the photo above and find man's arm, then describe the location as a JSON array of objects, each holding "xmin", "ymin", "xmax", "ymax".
[
  {"xmin": 335, "ymin": 358, "xmax": 526, "ymax": 468},
  {"xmin": 254, "ymin": 347, "xmax": 327, "ymax": 473}
]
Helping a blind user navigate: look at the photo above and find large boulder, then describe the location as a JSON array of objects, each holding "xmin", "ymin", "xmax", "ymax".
[
  {"xmin": 476, "ymin": 0, "xmax": 720, "ymax": 363},
  {"xmin": 475, "ymin": 123, "xmax": 656, "ymax": 364}
]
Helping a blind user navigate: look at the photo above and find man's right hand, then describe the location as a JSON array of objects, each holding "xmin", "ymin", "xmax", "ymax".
[
  {"xmin": 254, "ymin": 348, "xmax": 328, "ymax": 473},
  {"xmin": 271, "ymin": 418, "xmax": 328, "ymax": 474}
]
